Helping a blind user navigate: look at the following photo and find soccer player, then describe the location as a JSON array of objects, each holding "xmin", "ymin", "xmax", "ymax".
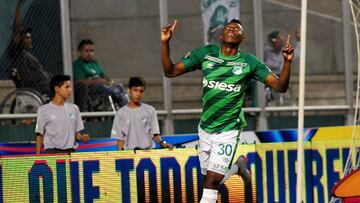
[
  {"xmin": 35, "ymin": 75, "xmax": 89, "ymax": 154},
  {"xmin": 161, "ymin": 19, "xmax": 294, "ymax": 202}
]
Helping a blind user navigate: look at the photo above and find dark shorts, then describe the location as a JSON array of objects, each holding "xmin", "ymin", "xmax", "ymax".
[{"xmin": 44, "ymin": 148, "xmax": 75, "ymax": 154}]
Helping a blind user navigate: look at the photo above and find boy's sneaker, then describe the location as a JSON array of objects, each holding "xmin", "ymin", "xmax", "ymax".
[{"xmin": 235, "ymin": 155, "xmax": 251, "ymax": 183}]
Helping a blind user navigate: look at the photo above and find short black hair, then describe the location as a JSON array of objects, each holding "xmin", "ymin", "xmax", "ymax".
[
  {"xmin": 228, "ymin": 19, "xmax": 242, "ymax": 26},
  {"xmin": 20, "ymin": 27, "xmax": 32, "ymax": 36},
  {"xmin": 267, "ymin": 31, "xmax": 280, "ymax": 43},
  {"xmin": 50, "ymin": 74, "xmax": 71, "ymax": 97},
  {"xmin": 128, "ymin": 77, "xmax": 145, "ymax": 89},
  {"xmin": 77, "ymin": 39, "xmax": 94, "ymax": 51}
]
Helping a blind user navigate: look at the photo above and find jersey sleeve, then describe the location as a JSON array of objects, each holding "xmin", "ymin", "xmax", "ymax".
[
  {"xmin": 250, "ymin": 55, "xmax": 272, "ymax": 83},
  {"xmin": 75, "ymin": 105, "xmax": 85, "ymax": 132},
  {"xmin": 181, "ymin": 45, "xmax": 214, "ymax": 71},
  {"xmin": 35, "ymin": 107, "xmax": 45, "ymax": 135},
  {"xmin": 111, "ymin": 112, "xmax": 127, "ymax": 140},
  {"xmin": 150, "ymin": 107, "xmax": 160, "ymax": 136}
]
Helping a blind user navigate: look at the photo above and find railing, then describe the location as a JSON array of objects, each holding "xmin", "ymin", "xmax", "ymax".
[{"xmin": 0, "ymin": 105, "xmax": 351, "ymax": 119}]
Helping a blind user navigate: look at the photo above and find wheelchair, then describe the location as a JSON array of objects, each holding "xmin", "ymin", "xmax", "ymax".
[{"xmin": 0, "ymin": 88, "xmax": 48, "ymax": 114}]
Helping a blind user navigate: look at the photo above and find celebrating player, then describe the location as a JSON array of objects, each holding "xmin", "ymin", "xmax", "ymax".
[{"xmin": 161, "ymin": 19, "xmax": 294, "ymax": 202}]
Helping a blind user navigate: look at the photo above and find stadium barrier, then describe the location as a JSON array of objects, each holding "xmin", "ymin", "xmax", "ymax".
[{"xmin": 0, "ymin": 138, "xmax": 358, "ymax": 202}]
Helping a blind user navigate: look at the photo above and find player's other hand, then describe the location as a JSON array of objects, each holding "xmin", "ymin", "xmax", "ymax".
[
  {"xmin": 81, "ymin": 134, "xmax": 90, "ymax": 143},
  {"xmin": 282, "ymin": 34, "xmax": 295, "ymax": 61},
  {"xmin": 161, "ymin": 20, "xmax": 177, "ymax": 42}
]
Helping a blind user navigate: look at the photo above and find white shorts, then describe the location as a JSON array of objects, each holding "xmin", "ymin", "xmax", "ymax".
[{"xmin": 198, "ymin": 126, "xmax": 241, "ymax": 175}]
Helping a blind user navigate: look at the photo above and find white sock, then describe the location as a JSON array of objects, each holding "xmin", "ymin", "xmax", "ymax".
[
  {"xmin": 220, "ymin": 164, "xmax": 239, "ymax": 184},
  {"xmin": 200, "ymin": 188, "xmax": 218, "ymax": 203}
]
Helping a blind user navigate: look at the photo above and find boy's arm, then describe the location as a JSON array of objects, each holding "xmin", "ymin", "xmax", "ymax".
[
  {"xmin": 35, "ymin": 133, "xmax": 44, "ymax": 154},
  {"xmin": 153, "ymin": 134, "xmax": 173, "ymax": 150}
]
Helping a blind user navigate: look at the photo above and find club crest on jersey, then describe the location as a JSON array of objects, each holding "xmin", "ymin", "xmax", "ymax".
[{"xmin": 232, "ymin": 63, "xmax": 247, "ymax": 75}]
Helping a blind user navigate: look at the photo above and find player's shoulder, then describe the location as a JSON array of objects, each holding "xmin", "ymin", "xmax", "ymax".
[
  {"xmin": 202, "ymin": 44, "xmax": 220, "ymax": 53},
  {"xmin": 141, "ymin": 103, "xmax": 156, "ymax": 111},
  {"xmin": 239, "ymin": 52, "xmax": 263, "ymax": 63},
  {"xmin": 140, "ymin": 103, "xmax": 158, "ymax": 115},
  {"xmin": 38, "ymin": 102, "xmax": 51, "ymax": 111},
  {"xmin": 115, "ymin": 105, "xmax": 130, "ymax": 116},
  {"xmin": 191, "ymin": 44, "xmax": 219, "ymax": 54}
]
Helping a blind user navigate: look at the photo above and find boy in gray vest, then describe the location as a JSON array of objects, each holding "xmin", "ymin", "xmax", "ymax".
[
  {"xmin": 111, "ymin": 77, "xmax": 172, "ymax": 150},
  {"xmin": 35, "ymin": 75, "xmax": 89, "ymax": 154}
]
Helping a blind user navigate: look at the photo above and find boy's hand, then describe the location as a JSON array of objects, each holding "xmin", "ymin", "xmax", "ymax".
[{"xmin": 80, "ymin": 134, "xmax": 90, "ymax": 143}]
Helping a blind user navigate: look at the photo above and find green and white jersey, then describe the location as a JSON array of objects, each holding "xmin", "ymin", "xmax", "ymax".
[{"xmin": 181, "ymin": 44, "xmax": 271, "ymax": 133}]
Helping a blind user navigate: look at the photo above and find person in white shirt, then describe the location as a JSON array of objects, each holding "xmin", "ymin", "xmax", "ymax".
[
  {"xmin": 35, "ymin": 74, "xmax": 89, "ymax": 154},
  {"xmin": 111, "ymin": 77, "xmax": 173, "ymax": 150}
]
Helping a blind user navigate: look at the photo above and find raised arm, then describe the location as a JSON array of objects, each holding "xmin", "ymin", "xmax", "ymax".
[
  {"xmin": 12, "ymin": 0, "xmax": 25, "ymax": 45},
  {"xmin": 161, "ymin": 20, "xmax": 189, "ymax": 77},
  {"xmin": 265, "ymin": 34, "xmax": 295, "ymax": 92}
]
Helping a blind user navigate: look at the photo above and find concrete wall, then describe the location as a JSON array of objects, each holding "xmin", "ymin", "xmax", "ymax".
[
  {"xmin": 68, "ymin": 0, "xmax": 356, "ymax": 110},
  {"xmin": 70, "ymin": 0, "xmax": 356, "ymax": 79}
]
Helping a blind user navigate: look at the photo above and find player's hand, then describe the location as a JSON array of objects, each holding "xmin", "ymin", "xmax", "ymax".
[
  {"xmin": 282, "ymin": 34, "xmax": 295, "ymax": 61},
  {"xmin": 81, "ymin": 134, "xmax": 90, "ymax": 143},
  {"xmin": 161, "ymin": 20, "xmax": 177, "ymax": 42}
]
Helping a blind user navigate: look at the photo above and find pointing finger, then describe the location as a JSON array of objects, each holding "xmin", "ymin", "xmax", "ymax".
[
  {"xmin": 286, "ymin": 34, "xmax": 291, "ymax": 45},
  {"xmin": 171, "ymin": 19, "xmax": 177, "ymax": 32}
]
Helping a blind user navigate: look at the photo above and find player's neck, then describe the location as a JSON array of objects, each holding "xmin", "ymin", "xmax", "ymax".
[
  {"xmin": 221, "ymin": 44, "xmax": 239, "ymax": 56},
  {"xmin": 127, "ymin": 101, "xmax": 141, "ymax": 109},
  {"xmin": 52, "ymin": 96, "xmax": 66, "ymax": 106}
]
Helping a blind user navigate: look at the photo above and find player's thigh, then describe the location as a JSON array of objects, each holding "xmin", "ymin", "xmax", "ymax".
[
  {"xmin": 198, "ymin": 127, "xmax": 212, "ymax": 174},
  {"xmin": 208, "ymin": 130, "xmax": 240, "ymax": 175}
]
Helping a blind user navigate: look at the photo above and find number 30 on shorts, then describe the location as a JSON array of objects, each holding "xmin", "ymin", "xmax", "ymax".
[{"xmin": 218, "ymin": 144, "xmax": 233, "ymax": 156}]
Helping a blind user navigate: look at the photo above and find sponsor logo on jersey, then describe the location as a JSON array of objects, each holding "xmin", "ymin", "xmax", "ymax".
[
  {"xmin": 203, "ymin": 78, "xmax": 241, "ymax": 92},
  {"xmin": 205, "ymin": 55, "xmax": 224, "ymax": 64}
]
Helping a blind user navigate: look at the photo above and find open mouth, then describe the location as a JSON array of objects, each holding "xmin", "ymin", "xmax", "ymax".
[{"xmin": 226, "ymin": 33, "xmax": 235, "ymax": 38}]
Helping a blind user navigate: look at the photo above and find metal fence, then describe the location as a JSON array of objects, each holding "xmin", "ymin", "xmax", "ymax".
[{"xmin": 0, "ymin": 0, "xmax": 356, "ymax": 138}]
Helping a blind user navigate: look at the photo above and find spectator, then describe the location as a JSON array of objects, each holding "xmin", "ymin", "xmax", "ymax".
[
  {"xmin": 111, "ymin": 77, "xmax": 173, "ymax": 150},
  {"xmin": 72, "ymin": 39, "xmax": 127, "ymax": 111},
  {"xmin": 7, "ymin": 0, "xmax": 51, "ymax": 96},
  {"xmin": 264, "ymin": 31, "xmax": 286, "ymax": 105},
  {"xmin": 35, "ymin": 75, "xmax": 89, "ymax": 154},
  {"xmin": 264, "ymin": 30, "xmax": 286, "ymax": 75}
]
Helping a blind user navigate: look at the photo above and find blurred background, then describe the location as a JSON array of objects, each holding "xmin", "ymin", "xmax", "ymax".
[{"xmin": 0, "ymin": 0, "xmax": 356, "ymax": 141}]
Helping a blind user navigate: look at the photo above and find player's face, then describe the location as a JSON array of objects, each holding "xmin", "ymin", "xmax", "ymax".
[
  {"xmin": 79, "ymin": 44, "xmax": 95, "ymax": 61},
  {"xmin": 220, "ymin": 22, "xmax": 244, "ymax": 44},
  {"xmin": 128, "ymin": 86, "xmax": 145, "ymax": 104},
  {"xmin": 56, "ymin": 80, "xmax": 72, "ymax": 100}
]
